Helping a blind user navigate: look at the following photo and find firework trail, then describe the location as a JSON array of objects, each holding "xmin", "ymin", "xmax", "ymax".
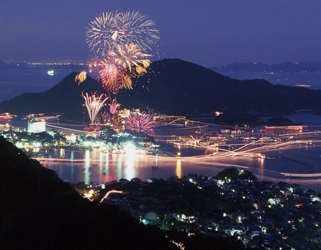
[{"xmin": 82, "ymin": 92, "xmax": 109, "ymax": 125}]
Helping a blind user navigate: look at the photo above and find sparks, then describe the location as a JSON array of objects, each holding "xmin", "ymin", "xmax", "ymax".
[{"xmin": 82, "ymin": 92, "xmax": 109, "ymax": 125}]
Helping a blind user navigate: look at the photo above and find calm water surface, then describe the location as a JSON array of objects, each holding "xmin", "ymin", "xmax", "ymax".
[
  {"xmin": 42, "ymin": 143, "xmax": 321, "ymax": 192},
  {"xmin": 218, "ymin": 71, "xmax": 321, "ymax": 90},
  {"xmin": 0, "ymin": 66, "xmax": 84, "ymax": 102}
]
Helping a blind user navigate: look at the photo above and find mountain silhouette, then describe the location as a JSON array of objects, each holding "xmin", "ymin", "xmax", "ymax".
[
  {"xmin": 211, "ymin": 61, "xmax": 321, "ymax": 72},
  {"xmin": 1, "ymin": 58, "xmax": 321, "ymax": 117}
]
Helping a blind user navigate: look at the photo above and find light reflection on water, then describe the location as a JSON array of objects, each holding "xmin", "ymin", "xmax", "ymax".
[
  {"xmin": 43, "ymin": 144, "xmax": 321, "ymax": 192},
  {"xmin": 176, "ymin": 159, "xmax": 182, "ymax": 179}
]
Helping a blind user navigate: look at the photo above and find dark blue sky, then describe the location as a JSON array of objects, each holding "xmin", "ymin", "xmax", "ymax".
[{"xmin": 1, "ymin": 0, "xmax": 321, "ymax": 66}]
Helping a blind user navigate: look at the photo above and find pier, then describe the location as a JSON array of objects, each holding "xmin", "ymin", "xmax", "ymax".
[{"xmin": 278, "ymin": 154, "xmax": 319, "ymax": 177}]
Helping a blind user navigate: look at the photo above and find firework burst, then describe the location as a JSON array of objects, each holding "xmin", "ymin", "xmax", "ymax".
[
  {"xmin": 86, "ymin": 55, "xmax": 123, "ymax": 93},
  {"xmin": 111, "ymin": 43, "xmax": 151, "ymax": 72},
  {"xmin": 75, "ymin": 71, "xmax": 87, "ymax": 85},
  {"xmin": 109, "ymin": 99, "xmax": 121, "ymax": 115},
  {"xmin": 111, "ymin": 115, "xmax": 124, "ymax": 130},
  {"xmin": 121, "ymin": 74, "xmax": 133, "ymax": 90},
  {"xmin": 96, "ymin": 110, "xmax": 123, "ymax": 130},
  {"xmin": 99, "ymin": 61, "xmax": 123, "ymax": 93},
  {"xmin": 125, "ymin": 112, "xmax": 155, "ymax": 135},
  {"xmin": 82, "ymin": 92, "xmax": 109, "ymax": 125},
  {"xmin": 85, "ymin": 11, "xmax": 120, "ymax": 55},
  {"xmin": 87, "ymin": 56, "xmax": 105, "ymax": 80},
  {"xmin": 115, "ymin": 11, "xmax": 160, "ymax": 52},
  {"xmin": 96, "ymin": 110, "xmax": 111, "ymax": 125},
  {"xmin": 85, "ymin": 10, "xmax": 159, "ymax": 95},
  {"xmin": 86, "ymin": 11, "xmax": 159, "ymax": 54}
]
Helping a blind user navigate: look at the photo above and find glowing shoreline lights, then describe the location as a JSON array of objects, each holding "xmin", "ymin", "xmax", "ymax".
[{"xmin": 78, "ymin": 10, "xmax": 159, "ymax": 136}]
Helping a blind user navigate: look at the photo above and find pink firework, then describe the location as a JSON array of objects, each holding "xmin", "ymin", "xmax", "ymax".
[
  {"xmin": 87, "ymin": 56, "xmax": 104, "ymax": 80},
  {"xmin": 100, "ymin": 63, "xmax": 123, "ymax": 92},
  {"xmin": 89, "ymin": 56, "xmax": 125, "ymax": 94},
  {"xmin": 96, "ymin": 110, "xmax": 111, "ymax": 125},
  {"xmin": 125, "ymin": 112, "xmax": 155, "ymax": 135},
  {"xmin": 109, "ymin": 99, "xmax": 121, "ymax": 115}
]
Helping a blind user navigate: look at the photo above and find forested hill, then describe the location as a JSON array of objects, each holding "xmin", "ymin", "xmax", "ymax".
[
  {"xmin": 1, "ymin": 58, "xmax": 321, "ymax": 116},
  {"xmin": 118, "ymin": 59, "xmax": 321, "ymax": 115}
]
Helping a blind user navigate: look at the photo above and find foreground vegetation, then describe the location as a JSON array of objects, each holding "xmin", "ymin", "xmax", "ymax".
[{"xmin": 1, "ymin": 136, "xmax": 245, "ymax": 249}]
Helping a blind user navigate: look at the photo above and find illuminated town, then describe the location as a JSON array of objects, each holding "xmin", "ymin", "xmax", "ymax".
[{"xmin": 2, "ymin": 109, "xmax": 321, "ymax": 248}]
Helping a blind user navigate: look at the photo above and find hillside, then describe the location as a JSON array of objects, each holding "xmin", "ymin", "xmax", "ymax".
[
  {"xmin": 1, "ymin": 136, "xmax": 248, "ymax": 249},
  {"xmin": 1, "ymin": 58, "xmax": 321, "ymax": 116},
  {"xmin": 0, "ymin": 136, "xmax": 177, "ymax": 249},
  {"xmin": 118, "ymin": 59, "xmax": 321, "ymax": 115}
]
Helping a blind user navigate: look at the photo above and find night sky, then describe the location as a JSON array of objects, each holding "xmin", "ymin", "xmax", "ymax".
[{"xmin": 1, "ymin": 0, "xmax": 321, "ymax": 66}]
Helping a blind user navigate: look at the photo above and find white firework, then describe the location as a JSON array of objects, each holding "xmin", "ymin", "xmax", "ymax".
[
  {"xmin": 85, "ymin": 11, "xmax": 159, "ymax": 54},
  {"xmin": 82, "ymin": 92, "xmax": 109, "ymax": 125}
]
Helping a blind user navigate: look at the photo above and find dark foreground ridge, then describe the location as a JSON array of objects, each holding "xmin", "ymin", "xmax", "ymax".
[
  {"xmin": 0, "ymin": 136, "xmax": 177, "ymax": 249},
  {"xmin": 1, "ymin": 136, "xmax": 246, "ymax": 249}
]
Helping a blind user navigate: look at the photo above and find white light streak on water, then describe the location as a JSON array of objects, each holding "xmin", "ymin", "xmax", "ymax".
[{"xmin": 176, "ymin": 159, "xmax": 182, "ymax": 179}]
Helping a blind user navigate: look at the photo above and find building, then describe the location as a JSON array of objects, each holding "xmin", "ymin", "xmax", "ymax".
[
  {"xmin": 27, "ymin": 118, "xmax": 46, "ymax": 133},
  {"xmin": 264, "ymin": 125, "xmax": 308, "ymax": 134},
  {"xmin": 118, "ymin": 109, "xmax": 131, "ymax": 118}
]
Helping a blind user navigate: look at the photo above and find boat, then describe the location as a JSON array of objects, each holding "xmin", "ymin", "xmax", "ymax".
[{"xmin": 295, "ymin": 84, "xmax": 310, "ymax": 88}]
